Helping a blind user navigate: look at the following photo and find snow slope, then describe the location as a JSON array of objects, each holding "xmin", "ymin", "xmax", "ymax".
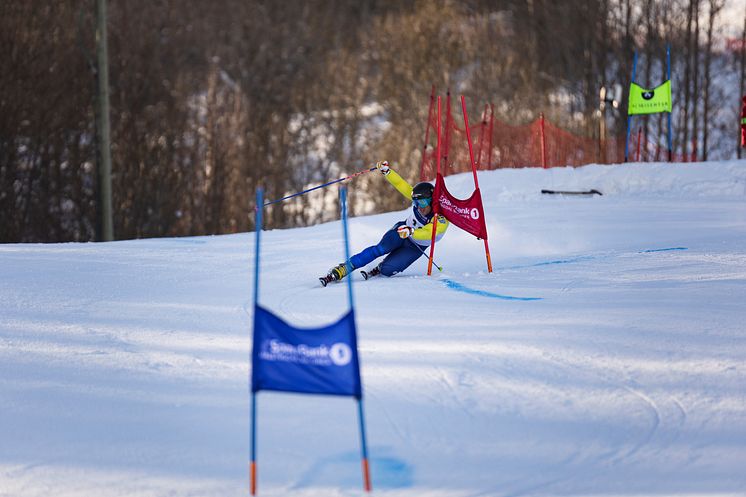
[{"xmin": 1, "ymin": 160, "xmax": 745, "ymax": 497}]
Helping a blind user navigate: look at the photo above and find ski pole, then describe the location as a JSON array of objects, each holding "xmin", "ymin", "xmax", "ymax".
[
  {"xmin": 415, "ymin": 243, "xmax": 443, "ymax": 272},
  {"xmin": 262, "ymin": 166, "xmax": 376, "ymax": 207}
]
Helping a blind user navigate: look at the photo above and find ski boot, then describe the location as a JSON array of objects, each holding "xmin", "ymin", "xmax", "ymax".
[
  {"xmin": 319, "ymin": 263, "xmax": 349, "ymax": 287},
  {"xmin": 361, "ymin": 265, "xmax": 381, "ymax": 280}
]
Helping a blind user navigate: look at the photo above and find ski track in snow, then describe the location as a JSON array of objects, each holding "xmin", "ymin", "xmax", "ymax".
[{"xmin": 267, "ymin": 240, "xmax": 740, "ymax": 496}]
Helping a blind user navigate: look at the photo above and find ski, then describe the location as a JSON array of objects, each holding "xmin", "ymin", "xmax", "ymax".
[
  {"xmin": 361, "ymin": 266, "xmax": 381, "ymax": 280},
  {"xmin": 321, "ymin": 266, "xmax": 379, "ymax": 286}
]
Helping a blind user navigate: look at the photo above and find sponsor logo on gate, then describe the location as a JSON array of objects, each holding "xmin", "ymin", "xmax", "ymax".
[
  {"xmin": 260, "ymin": 339, "xmax": 352, "ymax": 366},
  {"xmin": 439, "ymin": 197, "xmax": 473, "ymax": 217}
]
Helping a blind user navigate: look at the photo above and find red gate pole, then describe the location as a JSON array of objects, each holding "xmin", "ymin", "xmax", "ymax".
[
  {"xmin": 540, "ymin": 113, "xmax": 548, "ymax": 169},
  {"xmin": 427, "ymin": 96, "xmax": 443, "ymax": 276},
  {"xmin": 420, "ymin": 85, "xmax": 436, "ymax": 181},
  {"xmin": 461, "ymin": 95, "xmax": 493, "ymax": 273}
]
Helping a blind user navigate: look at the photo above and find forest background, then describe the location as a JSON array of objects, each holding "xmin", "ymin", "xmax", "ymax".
[{"xmin": 2, "ymin": 0, "xmax": 745, "ymax": 243}]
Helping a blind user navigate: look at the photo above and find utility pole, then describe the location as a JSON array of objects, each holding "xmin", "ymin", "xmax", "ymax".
[{"xmin": 96, "ymin": 0, "xmax": 114, "ymax": 241}]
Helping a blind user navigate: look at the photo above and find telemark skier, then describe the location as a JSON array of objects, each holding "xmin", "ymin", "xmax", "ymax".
[{"xmin": 321, "ymin": 160, "xmax": 449, "ymax": 286}]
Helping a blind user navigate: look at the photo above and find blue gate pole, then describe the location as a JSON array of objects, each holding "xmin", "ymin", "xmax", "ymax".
[
  {"xmin": 357, "ymin": 398, "xmax": 372, "ymax": 492},
  {"xmin": 250, "ymin": 188, "xmax": 263, "ymax": 495},
  {"xmin": 340, "ymin": 187, "xmax": 354, "ymax": 310},
  {"xmin": 624, "ymin": 51, "xmax": 638, "ymax": 162},
  {"xmin": 666, "ymin": 44, "xmax": 673, "ymax": 162},
  {"xmin": 339, "ymin": 186, "xmax": 372, "ymax": 492}
]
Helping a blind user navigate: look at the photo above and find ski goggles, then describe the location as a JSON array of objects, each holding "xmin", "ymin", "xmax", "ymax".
[{"xmin": 413, "ymin": 197, "xmax": 432, "ymax": 208}]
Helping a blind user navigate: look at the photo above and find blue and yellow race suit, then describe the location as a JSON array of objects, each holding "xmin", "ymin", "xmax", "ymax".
[{"xmin": 348, "ymin": 168, "xmax": 449, "ymax": 276}]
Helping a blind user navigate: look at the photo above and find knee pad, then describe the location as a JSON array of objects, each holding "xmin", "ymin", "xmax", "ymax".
[{"xmin": 379, "ymin": 262, "xmax": 399, "ymax": 277}]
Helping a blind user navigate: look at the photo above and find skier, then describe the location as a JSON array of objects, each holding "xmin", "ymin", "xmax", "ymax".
[{"xmin": 320, "ymin": 160, "xmax": 449, "ymax": 286}]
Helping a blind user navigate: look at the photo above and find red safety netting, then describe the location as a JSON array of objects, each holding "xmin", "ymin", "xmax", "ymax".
[
  {"xmin": 419, "ymin": 92, "xmax": 694, "ymax": 182},
  {"xmin": 627, "ymin": 127, "xmax": 696, "ymax": 163}
]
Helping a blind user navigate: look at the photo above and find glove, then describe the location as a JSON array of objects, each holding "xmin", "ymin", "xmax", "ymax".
[
  {"xmin": 375, "ymin": 160, "xmax": 390, "ymax": 175},
  {"xmin": 397, "ymin": 225, "xmax": 414, "ymax": 239}
]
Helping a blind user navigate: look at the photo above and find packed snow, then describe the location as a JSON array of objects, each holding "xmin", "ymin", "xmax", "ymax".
[{"xmin": 1, "ymin": 160, "xmax": 745, "ymax": 497}]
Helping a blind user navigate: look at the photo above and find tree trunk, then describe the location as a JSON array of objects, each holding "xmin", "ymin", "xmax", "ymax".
[{"xmin": 692, "ymin": 0, "xmax": 701, "ymax": 161}]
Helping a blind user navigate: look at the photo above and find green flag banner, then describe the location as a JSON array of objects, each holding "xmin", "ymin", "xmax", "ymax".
[{"xmin": 628, "ymin": 80, "xmax": 672, "ymax": 115}]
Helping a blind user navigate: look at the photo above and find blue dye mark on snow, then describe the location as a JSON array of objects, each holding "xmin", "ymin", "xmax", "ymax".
[
  {"xmin": 439, "ymin": 247, "xmax": 687, "ymax": 301},
  {"xmin": 498, "ymin": 255, "xmax": 597, "ymax": 271},
  {"xmin": 526, "ymin": 255, "xmax": 597, "ymax": 267},
  {"xmin": 499, "ymin": 247, "xmax": 689, "ymax": 271},
  {"xmin": 371, "ymin": 456, "xmax": 414, "ymax": 488},
  {"xmin": 441, "ymin": 278, "xmax": 543, "ymax": 301},
  {"xmin": 639, "ymin": 247, "xmax": 688, "ymax": 253},
  {"xmin": 294, "ymin": 449, "xmax": 413, "ymax": 489}
]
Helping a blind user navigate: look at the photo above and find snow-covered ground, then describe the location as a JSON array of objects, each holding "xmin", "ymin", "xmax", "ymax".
[{"xmin": 1, "ymin": 160, "xmax": 745, "ymax": 497}]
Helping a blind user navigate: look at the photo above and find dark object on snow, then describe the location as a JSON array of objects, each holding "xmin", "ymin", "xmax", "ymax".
[{"xmin": 541, "ymin": 189, "xmax": 603, "ymax": 196}]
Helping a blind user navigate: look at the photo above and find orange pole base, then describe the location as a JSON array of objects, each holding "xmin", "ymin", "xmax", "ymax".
[
  {"xmin": 250, "ymin": 461, "xmax": 257, "ymax": 495},
  {"xmin": 484, "ymin": 240, "xmax": 493, "ymax": 273},
  {"xmin": 362, "ymin": 458, "xmax": 372, "ymax": 492}
]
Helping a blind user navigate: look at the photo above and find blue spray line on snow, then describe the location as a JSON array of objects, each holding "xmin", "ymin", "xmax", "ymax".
[
  {"xmin": 437, "ymin": 247, "xmax": 687, "ymax": 301},
  {"xmin": 497, "ymin": 254, "xmax": 598, "ymax": 271},
  {"xmin": 440, "ymin": 278, "xmax": 543, "ymax": 301},
  {"xmin": 497, "ymin": 247, "xmax": 688, "ymax": 271},
  {"xmin": 638, "ymin": 247, "xmax": 687, "ymax": 253}
]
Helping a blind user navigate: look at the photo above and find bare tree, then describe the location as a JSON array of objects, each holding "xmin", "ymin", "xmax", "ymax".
[
  {"xmin": 2, "ymin": 0, "xmax": 743, "ymax": 242},
  {"xmin": 702, "ymin": 0, "xmax": 725, "ymax": 160}
]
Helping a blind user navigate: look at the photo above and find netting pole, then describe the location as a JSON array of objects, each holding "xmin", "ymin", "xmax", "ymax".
[
  {"xmin": 476, "ymin": 104, "xmax": 488, "ymax": 169},
  {"xmin": 692, "ymin": 138, "xmax": 697, "ymax": 162},
  {"xmin": 461, "ymin": 96, "xmax": 493, "ymax": 273},
  {"xmin": 636, "ymin": 127, "xmax": 642, "ymax": 162},
  {"xmin": 625, "ymin": 52, "xmax": 639, "ymax": 162},
  {"xmin": 427, "ymin": 96, "xmax": 442, "ymax": 277},
  {"xmin": 540, "ymin": 113, "xmax": 548, "ymax": 169},
  {"xmin": 444, "ymin": 90, "xmax": 452, "ymax": 172},
  {"xmin": 420, "ymin": 85, "xmax": 436, "ymax": 181},
  {"xmin": 487, "ymin": 104, "xmax": 495, "ymax": 170}
]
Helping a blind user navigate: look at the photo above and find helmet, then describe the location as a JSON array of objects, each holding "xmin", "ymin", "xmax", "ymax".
[{"xmin": 412, "ymin": 182, "xmax": 434, "ymax": 200}]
